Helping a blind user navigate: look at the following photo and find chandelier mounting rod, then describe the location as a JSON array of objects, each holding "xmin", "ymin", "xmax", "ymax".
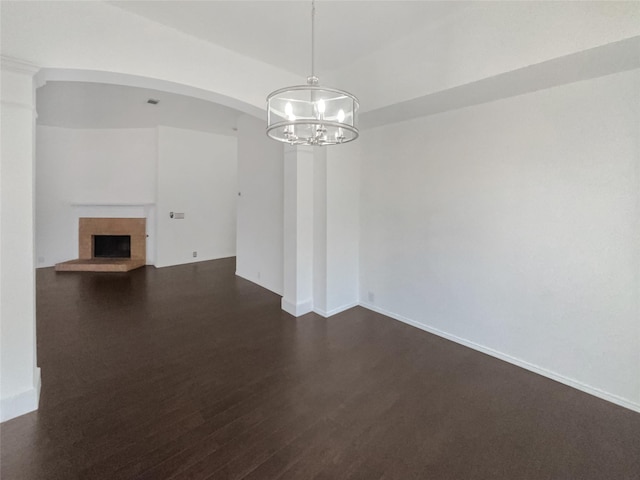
[{"xmin": 311, "ymin": 0, "xmax": 316, "ymax": 79}]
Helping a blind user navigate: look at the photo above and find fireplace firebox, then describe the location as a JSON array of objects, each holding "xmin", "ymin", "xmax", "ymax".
[{"xmin": 93, "ymin": 235, "xmax": 131, "ymax": 258}]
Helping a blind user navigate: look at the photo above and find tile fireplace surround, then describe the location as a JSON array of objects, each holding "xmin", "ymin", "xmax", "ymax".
[{"xmin": 55, "ymin": 217, "xmax": 146, "ymax": 272}]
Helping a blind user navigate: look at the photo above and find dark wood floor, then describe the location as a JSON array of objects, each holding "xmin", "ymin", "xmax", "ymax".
[{"xmin": 1, "ymin": 258, "xmax": 639, "ymax": 479}]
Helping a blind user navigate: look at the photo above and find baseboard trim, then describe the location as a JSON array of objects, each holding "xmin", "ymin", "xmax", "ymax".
[
  {"xmin": 281, "ymin": 298, "xmax": 313, "ymax": 317},
  {"xmin": 360, "ymin": 302, "xmax": 640, "ymax": 414},
  {"xmin": 314, "ymin": 301, "xmax": 359, "ymax": 318},
  {"xmin": 1, "ymin": 368, "xmax": 41, "ymax": 423},
  {"xmin": 155, "ymin": 254, "xmax": 236, "ymax": 269},
  {"xmin": 235, "ymin": 271, "xmax": 283, "ymax": 296}
]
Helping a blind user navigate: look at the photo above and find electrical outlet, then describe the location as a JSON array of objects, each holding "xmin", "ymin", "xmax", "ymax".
[
  {"xmin": 368, "ymin": 291, "xmax": 375, "ymax": 303},
  {"xmin": 193, "ymin": 251, "xmax": 197, "ymax": 258}
]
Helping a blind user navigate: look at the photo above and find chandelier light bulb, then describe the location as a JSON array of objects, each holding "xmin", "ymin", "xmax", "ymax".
[
  {"xmin": 285, "ymin": 102, "xmax": 293, "ymax": 116},
  {"xmin": 337, "ymin": 109, "xmax": 345, "ymax": 123},
  {"xmin": 317, "ymin": 99, "xmax": 325, "ymax": 114}
]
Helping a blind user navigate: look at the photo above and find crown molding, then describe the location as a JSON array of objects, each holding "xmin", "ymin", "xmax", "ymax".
[{"xmin": 1, "ymin": 55, "xmax": 40, "ymax": 75}]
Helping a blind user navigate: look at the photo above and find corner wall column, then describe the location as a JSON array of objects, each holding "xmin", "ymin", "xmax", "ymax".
[
  {"xmin": 282, "ymin": 145, "xmax": 314, "ymax": 316},
  {"xmin": 0, "ymin": 56, "xmax": 41, "ymax": 422},
  {"xmin": 315, "ymin": 143, "xmax": 360, "ymax": 317}
]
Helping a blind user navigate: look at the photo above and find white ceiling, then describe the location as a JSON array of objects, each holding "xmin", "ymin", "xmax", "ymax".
[
  {"xmin": 34, "ymin": 2, "xmax": 638, "ymax": 131},
  {"xmin": 36, "ymin": 81, "xmax": 243, "ymax": 133},
  {"xmin": 38, "ymin": 1, "xmax": 474, "ymax": 131},
  {"xmin": 108, "ymin": 1, "xmax": 472, "ymax": 77}
]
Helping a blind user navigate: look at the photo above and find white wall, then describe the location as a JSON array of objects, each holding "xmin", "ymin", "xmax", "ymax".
[
  {"xmin": 36, "ymin": 127, "xmax": 157, "ymax": 267},
  {"xmin": 156, "ymin": 126, "xmax": 237, "ymax": 267},
  {"xmin": 1, "ymin": 59, "xmax": 40, "ymax": 422},
  {"xmin": 325, "ymin": 143, "xmax": 360, "ymax": 315},
  {"xmin": 235, "ymin": 115, "xmax": 284, "ymax": 295},
  {"xmin": 281, "ymin": 146, "xmax": 315, "ymax": 316},
  {"xmin": 313, "ymin": 149, "xmax": 328, "ymax": 314},
  {"xmin": 359, "ymin": 69, "xmax": 640, "ymax": 411}
]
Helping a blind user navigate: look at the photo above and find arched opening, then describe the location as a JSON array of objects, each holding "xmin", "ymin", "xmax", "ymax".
[
  {"xmin": 35, "ymin": 68, "xmax": 264, "ymax": 120},
  {"xmin": 34, "ymin": 69, "xmax": 255, "ymax": 270}
]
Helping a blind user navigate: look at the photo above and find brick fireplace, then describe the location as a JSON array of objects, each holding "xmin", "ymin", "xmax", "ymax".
[{"xmin": 55, "ymin": 218, "xmax": 146, "ymax": 272}]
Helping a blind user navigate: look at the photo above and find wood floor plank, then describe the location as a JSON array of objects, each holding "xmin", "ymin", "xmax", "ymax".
[{"xmin": 1, "ymin": 258, "xmax": 639, "ymax": 479}]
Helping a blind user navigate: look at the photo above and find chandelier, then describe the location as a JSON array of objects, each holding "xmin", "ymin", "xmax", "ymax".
[{"xmin": 266, "ymin": 0, "xmax": 359, "ymax": 146}]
